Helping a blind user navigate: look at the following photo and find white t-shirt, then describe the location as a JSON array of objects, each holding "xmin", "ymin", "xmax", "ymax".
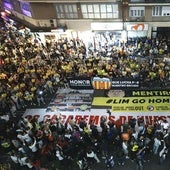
[
  {"xmin": 56, "ymin": 150, "xmax": 64, "ymax": 160},
  {"xmin": 87, "ymin": 151, "xmax": 95, "ymax": 158},
  {"xmin": 29, "ymin": 139, "xmax": 38, "ymax": 152},
  {"xmin": 19, "ymin": 157, "xmax": 28, "ymax": 166},
  {"xmin": 162, "ymin": 122, "xmax": 169, "ymax": 130},
  {"xmin": 10, "ymin": 155, "xmax": 18, "ymax": 164},
  {"xmin": 154, "ymin": 138, "xmax": 161, "ymax": 147},
  {"xmin": 26, "ymin": 162, "xmax": 33, "ymax": 169},
  {"xmin": 22, "ymin": 134, "xmax": 32, "ymax": 143}
]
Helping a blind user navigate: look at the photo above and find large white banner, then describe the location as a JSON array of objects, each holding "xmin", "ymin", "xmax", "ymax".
[{"xmin": 23, "ymin": 108, "xmax": 170, "ymax": 126}]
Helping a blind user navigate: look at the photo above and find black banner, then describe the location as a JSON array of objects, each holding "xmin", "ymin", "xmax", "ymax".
[
  {"xmin": 68, "ymin": 77, "xmax": 140, "ymax": 90},
  {"xmin": 67, "ymin": 77, "xmax": 93, "ymax": 89},
  {"xmin": 111, "ymin": 78, "xmax": 140, "ymax": 89}
]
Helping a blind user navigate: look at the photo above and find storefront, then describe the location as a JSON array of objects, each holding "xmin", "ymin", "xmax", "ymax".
[
  {"xmin": 126, "ymin": 23, "xmax": 149, "ymax": 40},
  {"xmin": 90, "ymin": 22, "xmax": 126, "ymax": 51}
]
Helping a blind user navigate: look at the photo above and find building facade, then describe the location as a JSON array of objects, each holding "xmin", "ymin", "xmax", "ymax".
[{"xmin": 1, "ymin": 0, "xmax": 170, "ymax": 42}]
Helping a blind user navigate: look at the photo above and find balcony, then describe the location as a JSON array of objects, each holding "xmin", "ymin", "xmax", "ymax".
[
  {"xmin": 129, "ymin": 0, "xmax": 170, "ymax": 3},
  {"xmin": 129, "ymin": 16, "xmax": 145, "ymax": 22}
]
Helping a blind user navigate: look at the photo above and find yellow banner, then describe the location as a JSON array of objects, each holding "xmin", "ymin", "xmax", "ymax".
[{"xmin": 92, "ymin": 97, "xmax": 170, "ymax": 112}]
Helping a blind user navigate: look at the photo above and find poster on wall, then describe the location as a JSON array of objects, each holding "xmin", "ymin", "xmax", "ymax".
[
  {"xmin": 3, "ymin": 0, "xmax": 13, "ymax": 10},
  {"xmin": 20, "ymin": 1, "xmax": 32, "ymax": 17},
  {"xmin": 127, "ymin": 23, "xmax": 148, "ymax": 31},
  {"xmin": 127, "ymin": 23, "xmax": 148, "ymax": 38}
]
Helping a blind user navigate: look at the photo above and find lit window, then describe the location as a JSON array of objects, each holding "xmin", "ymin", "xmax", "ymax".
[
  {"xmin": 88, "ymin": 5, "xmax": 93, "ymax": 13},
  {"xmin": 129, "ymin": 7, "xmax": 145, "ymax": 17},
  {"xmin": 55, "ymin": 4, "xmax": 78, "ymax": 19},
  {"xmin": 81, "ymin": 3, "xmax": 118, "ymax": 19},
  {"xmin": 107, "ymin": 5, "xmax": 112, "ymax": 13},
  {"xmin": 101, "ymin": 4, "xmax": 106, "ymax": 13}
]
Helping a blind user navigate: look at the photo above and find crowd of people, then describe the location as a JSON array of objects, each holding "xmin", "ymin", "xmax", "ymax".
[
  {"xmin": 0, "ymin": 19, "xmax": 170, "ymax": 117},
  {"xmin": 1, "ymin": 107, "xmax": 170, "ymax": 170},
  {"xmin": 0, "ymin": 18, "xmax": 170, "ymax": 170}
]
